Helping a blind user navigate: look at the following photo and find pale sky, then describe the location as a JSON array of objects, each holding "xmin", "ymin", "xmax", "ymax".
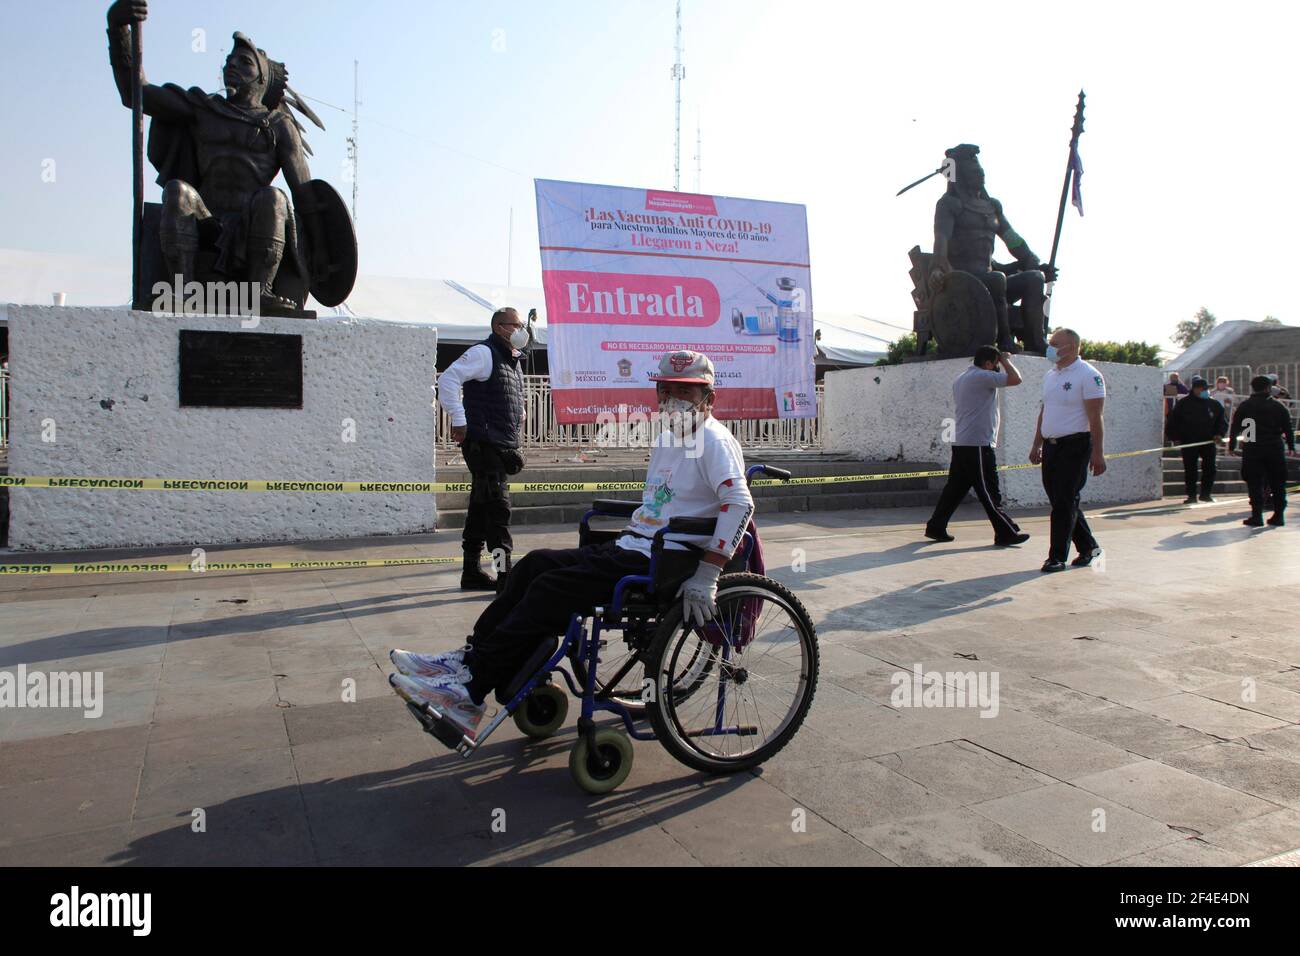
[{"xmin": 2, "ymin": 0, "xmax": 1295, "ymax": 352}]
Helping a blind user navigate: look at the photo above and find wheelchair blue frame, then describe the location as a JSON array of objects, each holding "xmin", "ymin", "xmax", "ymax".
[{"xmin": 417, "ymin": 464, "xmax": 776, "ymax": 758}]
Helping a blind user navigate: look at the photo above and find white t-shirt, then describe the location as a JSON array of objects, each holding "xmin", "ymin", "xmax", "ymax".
[
  {"xmin": 617, "ymin": 417, "xmax": 748, "ymax": 556},
  {"xmin": 1041, "ymin": 358, "xmax": 1106, "ymax": 438}
]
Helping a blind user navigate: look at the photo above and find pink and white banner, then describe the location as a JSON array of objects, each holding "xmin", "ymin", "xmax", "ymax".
[{"xmin": 535, "ymin": 178, "xmax": 816, "ymax": 424}]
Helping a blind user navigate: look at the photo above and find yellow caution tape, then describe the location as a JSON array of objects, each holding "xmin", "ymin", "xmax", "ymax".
[
  {"xmin": 0, "ymin": 556, "xmax": 462, "ymax": 576},
  {"xmin": 0, "ymin": 442, "xmax": 1219, "ymax": 495},
  {"xmin": 2, "ymin": 449, "xmax": 1291, "ymax": 578}
]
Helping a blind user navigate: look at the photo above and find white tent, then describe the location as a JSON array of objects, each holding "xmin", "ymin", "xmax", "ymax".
[{"xmin": 1, "ymin": 247, "xmax": 899, "ymax": 366}]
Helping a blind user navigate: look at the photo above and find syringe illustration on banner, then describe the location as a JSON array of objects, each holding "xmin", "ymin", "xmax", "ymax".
[{"xmin": 728, "ymin": 271, "xmax": 808, "ymax": 344}]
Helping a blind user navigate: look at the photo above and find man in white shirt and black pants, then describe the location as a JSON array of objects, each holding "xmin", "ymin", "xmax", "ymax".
[
  {"xmin": 1029, "ymin": 328, "xmax": 1106, "ymax": 573},
  {"xmin": 438, "ymin": 308, "xmax": 530, "ymax": 591}
]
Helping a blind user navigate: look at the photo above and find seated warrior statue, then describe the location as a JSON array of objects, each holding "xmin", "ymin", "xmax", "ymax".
[
  {"xmin": 107, "ymin": 0, "xmax": 331, "ymax": 313},
  {"xmin": 928, "ymin": 144, "xmax": 1055, "ymax": 354}
]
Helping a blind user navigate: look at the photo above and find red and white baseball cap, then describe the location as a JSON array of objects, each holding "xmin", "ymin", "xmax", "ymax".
[{"xmin": 650, "ymin": 350, "xmax": 715, "ymax": 386}]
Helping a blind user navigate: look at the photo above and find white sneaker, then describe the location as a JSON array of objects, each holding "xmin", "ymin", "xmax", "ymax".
[
  {"xmin": 389, "ymin": 672, "xmax": 488, "ymax": 742},
  {"xmin": 389, "ymin": 645, "xmax": 471, "ymax": 682}
]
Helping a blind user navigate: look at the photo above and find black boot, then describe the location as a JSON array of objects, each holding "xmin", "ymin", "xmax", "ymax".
[
  {"xmin": 1267, "ymin": 512, "xmax": 1285, "ymax": 527},
  {"xmin": 493, "ymin": 551, "xmax": 513, "ymax": 594},
  {"xmin": 1243, "ymin": 513, "xmax": 1264, "ymax": 527},
  {"xmin": 460, "ymin": 550, "xmax": 496, "ymax": 591}
]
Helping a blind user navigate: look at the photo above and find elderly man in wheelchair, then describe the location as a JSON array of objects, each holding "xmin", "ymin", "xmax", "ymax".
[
  {"xmin": 389, "ymin": 350, "xmax": 820, "ymax": 792},
  {"xmin": 389, "ymin": 351, "xmax": 756, "ymax": 740}
]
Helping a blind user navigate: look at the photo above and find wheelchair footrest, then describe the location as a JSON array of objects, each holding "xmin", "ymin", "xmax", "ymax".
[{"xmin": 405, "ymin": 701, "xmax": 478, "ymax": 756}]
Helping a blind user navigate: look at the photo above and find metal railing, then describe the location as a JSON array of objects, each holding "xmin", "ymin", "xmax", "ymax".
[
  {"xmin": 1178, "ymin": 362, "xmax": 1299, "ymax": 399},
  {"xmin": 1174, "ymin": 363, "xmax": 1299, "ymax": 432},
  {"xmin": 0, "ymin": 366, "xmax": 8, "ymax": 451},
  {"xmin": 1174, "ymin": 364, "xmax": 1254, "ymax": 397},
  {"xmin": 1255, "ymin": 361, "xmax": 1299, "ymax": 397},
  {"xmin": 435, "ymin": 374, "xmax": 823, "ymax": 450}
]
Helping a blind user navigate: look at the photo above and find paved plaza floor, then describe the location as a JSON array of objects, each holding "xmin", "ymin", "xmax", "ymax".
[{"xmin": 1, "ymin": 496, "xmax": 1297, "ymax": 867}]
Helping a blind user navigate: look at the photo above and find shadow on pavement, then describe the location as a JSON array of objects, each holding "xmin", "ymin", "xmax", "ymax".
[
  {"xmin": 815, "ymin": 569, "xmax": 1039, "ymax": 633},
  {"xmin": 0, "ymin": 590, "xmax": 488, "ymax": 668},
  {"xmin": 1155, "ymin": 528, "xmax": 1266, "ymax": 550},
  {"xmin": 106, "ymin": 727, "xmax": 745, "ymax": 866},
  {"xmin": 765, "ymin": 540, "xmax": 1011, "ymax": 590}
]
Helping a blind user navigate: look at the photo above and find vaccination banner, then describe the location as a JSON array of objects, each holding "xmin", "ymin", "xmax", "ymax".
[{"xmin": 535, "ymin": 178, "xmax": 816, "ymax": 423}]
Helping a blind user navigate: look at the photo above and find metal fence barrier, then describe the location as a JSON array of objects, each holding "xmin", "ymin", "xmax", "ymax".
[
  {"xmin": 435, "ymin": 374, "xmax": 823, "ymax": 450},
  {"xmin": 0, "ymin": 367, "xmax": 8, "ymax": 452},
  {"xmin": 1176, "ymin": 362, "xmax": 1298, "ymax": 431}
]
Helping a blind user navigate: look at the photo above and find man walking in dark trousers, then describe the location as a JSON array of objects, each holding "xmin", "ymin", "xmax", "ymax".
[
  {"xmin": 1166, "ymin": 375, "xmax": 1229, "ymax": 503},
  {"xmin": 1029, "ymin": 328, "xmax": 1106, "ymax": 573},
  {"xmin": 1230, "ymin": 375, "xmax": 1296, "ymax": 527},
  {"xmin": 925, "ymin": 346, "xmax": 1031, "ymax": 546},
  {"xmin": 438, "ymin": 308, "xmax": 529, "ymax": 590}
]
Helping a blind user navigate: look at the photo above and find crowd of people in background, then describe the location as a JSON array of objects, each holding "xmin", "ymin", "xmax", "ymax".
[{"xmin": 1165, "ymin": 371, "xmax": 1295, "ymax": 525}]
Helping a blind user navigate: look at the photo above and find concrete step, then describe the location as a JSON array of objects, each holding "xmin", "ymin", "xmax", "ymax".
[
  {"xmin": 437, "ymin": 488, "xmax": 942, "ymax": 530},
  {"xmin": 1163, "ymin": 482, "xmax": 1249, "ymax": 496},
  {"xmin": 435, "ymin": 459, "xmax": 943, "ymax": 510}
]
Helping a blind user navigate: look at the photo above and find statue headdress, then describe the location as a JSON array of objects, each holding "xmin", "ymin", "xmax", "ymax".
[
  {"xmin": 231, "ymin": 32, "xmax": 326, "ymax": 156},
  {"xmin": 943, "ymin": 143, "xmax": 987, "ymax": 198}
]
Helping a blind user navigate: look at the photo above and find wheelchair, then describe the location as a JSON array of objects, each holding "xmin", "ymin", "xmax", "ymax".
[{"xmin": 405, "ymin": 464, "xmax": 820, "ymax": 793}]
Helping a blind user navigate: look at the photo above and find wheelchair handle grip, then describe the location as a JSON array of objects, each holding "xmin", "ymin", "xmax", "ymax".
[{"xmin": 747, "ymin": 464, "xmax": 793, "ymax": 482}]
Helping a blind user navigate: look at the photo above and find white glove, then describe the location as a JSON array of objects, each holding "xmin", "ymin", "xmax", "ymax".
[{"xmin": 677, "ymin": 562, "xmax": 722, "ymax": 628}]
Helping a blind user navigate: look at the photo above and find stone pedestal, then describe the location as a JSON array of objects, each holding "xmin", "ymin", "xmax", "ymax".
[
  {"xmin": 5, "ymin": 306, "xmax": 437, "ymax": 551},
  {"xmin": 822, "ymin": 355, "xmax": 1164, "ymax": 508}
]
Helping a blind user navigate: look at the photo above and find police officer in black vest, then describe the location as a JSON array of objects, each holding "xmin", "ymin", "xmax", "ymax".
[
  {"xmin": 1229, "ymin": 375, "xmax": 1297, "ymax": 527},
  {"xmin": 438, "ymin": 308, "xmax": 529, "ymax": 590},
  {"xmin": 1165, "ymin": 375, "xmax": 1229, "ymax": 503}
]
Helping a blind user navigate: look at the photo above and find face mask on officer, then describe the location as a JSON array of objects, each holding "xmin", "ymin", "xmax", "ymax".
[{"xmin": 509, "ymin": 326, "xmax": 529, "ymax": 350}]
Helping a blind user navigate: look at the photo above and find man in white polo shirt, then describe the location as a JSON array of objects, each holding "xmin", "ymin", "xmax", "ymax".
[{"xmin": 1028, "ymin": 328, "xmax": 1106, "ymax": 572}]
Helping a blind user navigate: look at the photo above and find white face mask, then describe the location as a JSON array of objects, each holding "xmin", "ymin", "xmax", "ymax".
[
  {"xmin": 508, "ymin": 327, "xmax": 529, "ymax": 350},
  {"xmin": 659, "ymin": 396, "xmax": 705, "ymax": 438},
  {"xmin": 659, "ymin": 396, "xmax": 698, "ymax": 415}
]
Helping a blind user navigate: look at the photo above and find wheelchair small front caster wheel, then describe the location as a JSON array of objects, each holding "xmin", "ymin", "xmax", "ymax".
[
  {"xmin": 569, "ymin": 727, "xmax": 634, "ymax": 794},
  {"xmin": 513, "ymin": 683, "xmax": 569, "ymax": 739}
]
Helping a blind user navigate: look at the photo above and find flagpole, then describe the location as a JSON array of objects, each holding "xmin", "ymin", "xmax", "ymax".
[
  {"xmin": 130, "ymin": 20, "xmax": 144, "ymax": 309},
  {"xmin": 1045, "ymin": 90, "xmax": 1085, "ymax": 319}
]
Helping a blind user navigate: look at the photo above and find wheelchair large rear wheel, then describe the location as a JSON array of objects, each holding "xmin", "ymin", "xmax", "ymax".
[{"xmin": 645, "ymin": 573, "xmax": 818, "ymax": 774}]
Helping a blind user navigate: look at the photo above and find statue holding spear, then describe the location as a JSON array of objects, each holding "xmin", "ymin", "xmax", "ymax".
[
  {"xmin": 898, "ymin": 92, "xmax": 1087, "ymax": 356},
  {"xmin": 107, "ymin": 0, "xmax": 356, "ymax": 315}
]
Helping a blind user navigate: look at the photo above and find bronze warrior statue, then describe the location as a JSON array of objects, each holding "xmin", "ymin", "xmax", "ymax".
[
  {"xmin": 928, "ymin": 144, "xmax": 1055, "ymax": 354},
  {"xmin": 107, "ymin": 0, "xmax": 354, "ymax": 314}
]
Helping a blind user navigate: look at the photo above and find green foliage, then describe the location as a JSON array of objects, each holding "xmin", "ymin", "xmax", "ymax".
[
  {"xmin": 1261, "ymin": 315, "xmax": 1282, "ymax": 326},
  {"xmin": 1077, "ymin": 339, "xmax": 1162, "ymax": 366},
  {"xmin": 875, "ymin": 332, "xmax": 933, "ymax": 366},
  {"xmin": 875, "ymin": 333, "xmax": 1158, "ymax": 367},
  {"xmin": 1172, "ymin": 307, "xmax": 1217, "ymax": 348}
]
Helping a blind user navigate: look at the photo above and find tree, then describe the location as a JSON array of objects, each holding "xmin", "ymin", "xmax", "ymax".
[
  {"xmin": 1172, "ymin": 307, "xmax": 1217, "ymax": 348},
  {"xmin": 873, "ymin": 334, "xmax": 1158, "ymax": 366},
  {"xmin": 875, "ymin": 332, "xmax": 933, "ymax": 366},
  {"xmin": 1261, "ymin": 315, "xmax": 1282, "ymax": 326},
  {"xmin": 1077, "ymin": 339, "xmax": 1162, "ymax": 366}
]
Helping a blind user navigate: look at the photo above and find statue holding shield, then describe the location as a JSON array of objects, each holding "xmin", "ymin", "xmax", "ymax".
[{"xmin": 107, "ymin": 0, "xmax": 356, "ymax": 316}]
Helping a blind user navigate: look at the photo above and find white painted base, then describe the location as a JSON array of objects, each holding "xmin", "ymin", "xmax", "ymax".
[
  {"xmin": 823, "ymin": 355, "xmax": 1164, "ymax": 508},
  {"xmin": 6, "ymin": 306, "xmax": 438, "ymax": 552}
]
